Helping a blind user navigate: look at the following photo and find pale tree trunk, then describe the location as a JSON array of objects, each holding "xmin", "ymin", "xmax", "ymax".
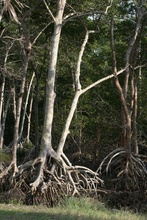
[
  {"xmin": 133, "ymin": 82, "xmax": 138, "ymax": 154},
  {"xmin": 138, "ymin": 57, "xmax": 143, "ymax": 143},
  {"xmin": 12, "ymin": 81, "xmax": 16, "ymax": 120},
  {"xmin": 19, "ymin": 72, "xmax": 35, "ymax": 141},
  {"xmin": 0, "ymin": 75, "xmax": 5, "ymax": 149},
  {"xmin": 34, "ymin": 71, "xmax": 39, "ymax": 153},
  {"xmin": 30, "ymin": 0, "xmax": 67, "ymax": 191},
  {"xmin": 26, "ymin": 90, "xmax": 33, "ymax": 143},
  {"xmin": 57, "ymin": 30, "xmax": 91, "ymax": 157},
  {"xmin": 40, "ymin": 0, "xmax": 66, "ymax": 161}
]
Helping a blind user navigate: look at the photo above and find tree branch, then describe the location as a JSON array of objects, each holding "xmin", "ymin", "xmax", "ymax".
[
  {"xmin": 82, "ymin": 67, "xmax": 127, "ymax": 94},
  {"xmin": 105, "ymin": 0, "xmax": 113, "ymax": 14},
  {"xmin": 43, "ymin": 0, "xmax": 56, "ymax": 22},
  {"xmin": 63, "ymin": 10, "xmax": 104, "ymax": 24},
  {"xmin": 32, "ymin": 22, "xmax": 52, "ymax": 46}
]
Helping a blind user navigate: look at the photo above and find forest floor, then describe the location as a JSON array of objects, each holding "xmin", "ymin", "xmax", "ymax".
[{"xmin": 0, "ymin": 197, "xmax": 147, "ymax": 220}]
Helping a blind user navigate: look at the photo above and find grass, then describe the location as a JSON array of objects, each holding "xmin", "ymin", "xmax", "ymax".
[{"xmin": 0, "ymin": 197, "xmax": 146, "ymax": 220}]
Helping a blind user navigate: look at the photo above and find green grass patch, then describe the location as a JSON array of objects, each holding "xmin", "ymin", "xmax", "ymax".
[{"xmin": 0, "ymin": 197, "xmax": 146, "ymax": 220}]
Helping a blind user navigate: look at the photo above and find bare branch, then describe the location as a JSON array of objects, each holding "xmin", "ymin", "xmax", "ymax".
[
  {"xmin": 0, "ymin": 0, "xmax": 20, "ymax": 24},
  {"xmin": 74, "ymin": 31, "xmax": 94, "ymax": 91},
  {"xmin": 124, "ymin": 6, "xmax": 146, "ymax": 98},
  {"xmin": 63, "ymin": 1, "xmax": 114, "ymax": 24},
  {"xmin": 32, "ymin": 22, "xmax": 52, "ymax": 46},
  {"xmin": 14, "ymin": 0, "xmax": 25, "ymax": 8},
  {"xmin": 134, "ymin": 63, "xmax": 147, "ymax": 69},
  {"xmin": 105, "ymin": 0, "xmax": 113, "ymax": 14},
  {"xmin": 43, "ymin": 0, "xmax": 56, "ymax": 22},
  {"xmin": 81, "ymin": 67, "xmax": 127, "ymax": 94},
  {"xmin": 57, "ymin": 26, "xmax": 128, "ymax": 158},
  {"xmin": 3, "ymin": 40, "xmax": 15, "ymax": 74},
  {"xmin": 63, "ymin": 10, "xmax": 104, "ymax": 24},
  {"xmin": 19, "ymin": 72, "xmax": 35, "ymax": 141}
]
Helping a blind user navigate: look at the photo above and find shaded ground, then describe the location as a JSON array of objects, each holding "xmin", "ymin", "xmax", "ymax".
[
  {"xmin": 0, "ymin": 198, "xmax": 147, "ymax": 220},
  {"xmin": 102, "ymin": 190, "xmax": 147, "ymax": 213}
]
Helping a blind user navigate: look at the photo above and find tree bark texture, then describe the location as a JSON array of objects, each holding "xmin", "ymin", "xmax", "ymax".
[{"xmin": 40, "ymin": 0, "xmax": 66, "ymax": 161}]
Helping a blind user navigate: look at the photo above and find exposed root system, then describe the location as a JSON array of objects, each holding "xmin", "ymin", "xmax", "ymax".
[
  {"xmin": 0, "ymin": 156, "xmax": 103, "ymax": 206},
  {"xmin": 97, "ymin": 147, "xmax": 147, "ymax": 191}
]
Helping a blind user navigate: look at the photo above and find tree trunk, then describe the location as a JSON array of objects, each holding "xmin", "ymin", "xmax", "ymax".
[
  {"xmin": 0, "ymin": 75, "xmax": 5, "ymax": 149},
  {"xmin": 12, "ymin": 81, "xmax": 16, "ymax": 121},
  {"xmin": 122, "ymin": 7, "xmax": 146, "ymax": 150},
  {"xmin": 40, "ymin": 0, "xmax": 66, "ymax": 161},
  {"xmin": 26, "ymin": 90, "xmax": 33, "ymax": 143},
  {"xmin": 34, "ymin": 70, "xmax": 40, "ymax": 153},
  {"xmin": 56, "ymin": 30, "xmax": 90, "ymax": 156},
  {"xmin": 19, "ymin": 72, "xmax": 35, "ymax": 141},
  {"xmin": 30, "ymin": 0, "xmax": 66, "ymax": 192},
  {"xmin": 111, "ymin": 6, "xmax": 146, "ymax": 150},
  {"xmin": 133, "ymin": 82, "xmax": 138, "ymax": 154}
]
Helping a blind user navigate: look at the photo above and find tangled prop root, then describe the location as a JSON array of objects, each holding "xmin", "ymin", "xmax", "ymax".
[
  {"xmin": 0, "ymin": 156, "xmax": 103, "ymax": 206},
  {"xmin": 97, "ymin": 147, "xmax": 147, "ymax": 191}
]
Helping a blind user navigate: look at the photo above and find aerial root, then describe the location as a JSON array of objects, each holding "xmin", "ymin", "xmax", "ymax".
[
  {"xmin": 97, "ymin": 148, "xmax": 147, "ymax": 191},
  {"xmin": 0, "ymin": 161, "xmax": 14, "ymax": 179},
  {"xmin": 0, "ymin": 153, "xmax": 103, "ymax": 206},
  {"xmin": 28, "ymin": 164, "xmax": 104, "ymax": 206},
  {"xmin": 27, "ymin": 161, "xmax": 103, "ymax": 205}
]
